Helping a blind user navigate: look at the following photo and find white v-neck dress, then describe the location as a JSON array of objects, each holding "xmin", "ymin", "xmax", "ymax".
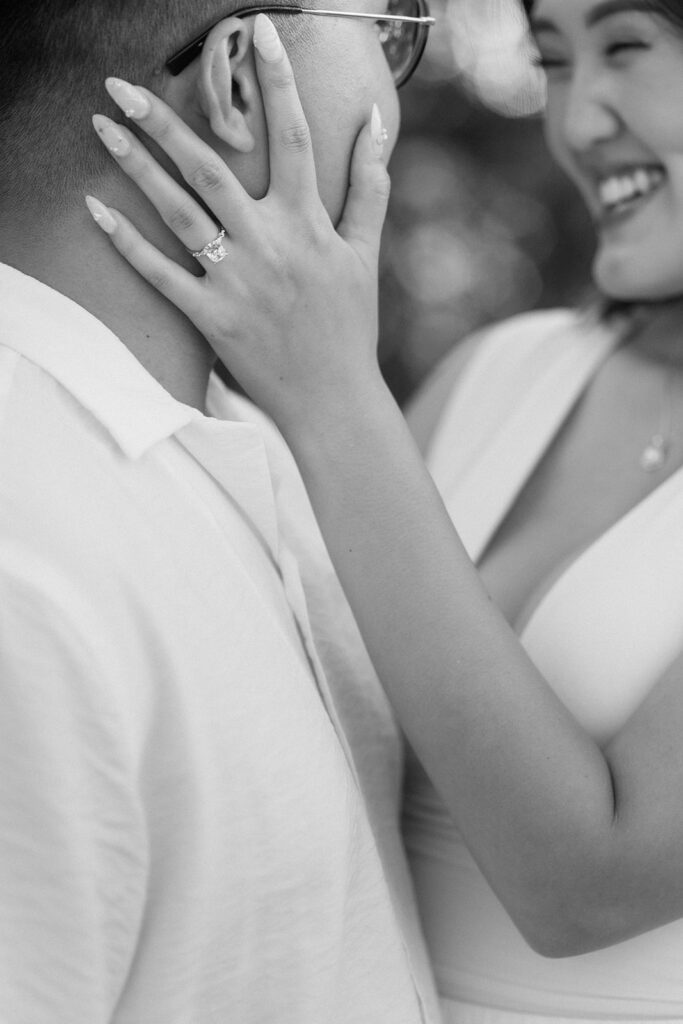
[{"xmin": 402, "ymin": 309, "xmax": 683, "ymax": 1022}]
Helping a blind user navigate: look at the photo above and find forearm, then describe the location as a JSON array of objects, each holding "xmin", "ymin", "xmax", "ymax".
[{"xmin": 283, "ymin": 377, "xmax": 632, "ymax": 953}]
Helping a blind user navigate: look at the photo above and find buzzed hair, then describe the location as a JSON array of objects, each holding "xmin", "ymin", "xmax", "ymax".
[{"xmin": 0, "ymin": 1, "xmax": 302, "ymax": 209}]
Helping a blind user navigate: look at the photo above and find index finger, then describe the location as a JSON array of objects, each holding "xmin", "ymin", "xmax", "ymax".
[
  {"xmin": 105, "ymin": 77, "xmax": 251, "ymax": 233},
  {"xmin": 252, "ymin": 14, "xmax": 319, "ymax": 202}
]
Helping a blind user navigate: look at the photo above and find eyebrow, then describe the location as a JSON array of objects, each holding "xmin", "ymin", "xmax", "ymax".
[{"xmin": 530, "ymin": 0, "xmax": 657, "ymax": 35}]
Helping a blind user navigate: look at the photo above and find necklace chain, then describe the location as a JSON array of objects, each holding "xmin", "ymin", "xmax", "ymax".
[
  {"xmin": 640, "ymin": 433, "xmax": 669, "ymax": 472},
  {"xmin": 611, "ymin": 307, "xmax": 683, "ymax": 474},
  {"xmin": 640, "ymin": 368, "xmax": 677, "ymax": 473}
]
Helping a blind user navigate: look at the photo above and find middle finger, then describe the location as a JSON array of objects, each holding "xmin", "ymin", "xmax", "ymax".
[{"xmin": 252, "ymin": 15, "xmax": 319, "ymax": 204}]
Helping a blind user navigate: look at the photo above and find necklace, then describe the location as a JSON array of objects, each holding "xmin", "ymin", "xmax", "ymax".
[
  {"xmin": 614, "ymin": 303, "xmax": 683, "ymax": 474},
  {"xmin": 640, "ymin": 432, "xmax": 669, "ymax": 472},
  {"xmin": 640, "ymin": 369, "xmax": 680, "ymax": 473}
]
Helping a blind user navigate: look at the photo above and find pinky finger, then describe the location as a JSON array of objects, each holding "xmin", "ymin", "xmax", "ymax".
[{"xmin": 85, "ymin": 195, "xmax": 202, "ymax": 318}]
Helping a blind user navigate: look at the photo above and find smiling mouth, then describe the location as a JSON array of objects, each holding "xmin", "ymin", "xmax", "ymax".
[{"xmin": 597, "ymin": 166, "xmax": 666, "ymax": 223}]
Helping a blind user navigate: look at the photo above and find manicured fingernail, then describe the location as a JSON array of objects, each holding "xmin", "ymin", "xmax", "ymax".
[
  {"xmin": 371, "ymin": 104, "xmax": 387, "ymax": 156},
  {"xmin": 85, "ymin": 195, "xmax": 117, "ymax": 234},
  {"xmin": 105, "ymin": 77, "xmax": 151, "ymax": 119},
  {"xmin": 92, "ymin": 114, "xmax": 132, "ymax": 156},
  {"xmin": 253, "ymin": 14, "xmax": 282, "ymax": 62}
]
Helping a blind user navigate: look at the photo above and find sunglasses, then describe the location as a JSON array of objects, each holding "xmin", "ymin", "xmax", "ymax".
[{"xmin": 166, "ymin": 0, "xmax": 435, "ymax": 88}]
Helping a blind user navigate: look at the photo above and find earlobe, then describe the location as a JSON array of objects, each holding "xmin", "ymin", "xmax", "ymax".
[{"xmin": 198, "ymin": 20, "xmax": 257, "ymax": 154}]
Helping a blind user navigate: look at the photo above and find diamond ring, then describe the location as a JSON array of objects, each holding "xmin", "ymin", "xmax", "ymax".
[{"xmin": 191, "ymin": 229, "xmax": 228, "ymax": 264}]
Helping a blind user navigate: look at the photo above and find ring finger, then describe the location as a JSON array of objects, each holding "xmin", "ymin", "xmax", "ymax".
[{"xmin": 92, "ymin": 114, "xmax": 224, "ymax": 261}]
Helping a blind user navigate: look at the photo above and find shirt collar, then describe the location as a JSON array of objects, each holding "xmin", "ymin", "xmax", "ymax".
[
  {"xmin": 0, "ymin": 262, "xmax": 204, "ymax": 460},
  {"xmin": 0, "ymin": 263, "xmax": 286, "ymax": 558}
]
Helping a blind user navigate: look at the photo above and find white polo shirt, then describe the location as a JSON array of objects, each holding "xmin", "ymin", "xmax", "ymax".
[{"xmin": 0, "ymin": 264, "xmax": 440, "ymax": 1024}]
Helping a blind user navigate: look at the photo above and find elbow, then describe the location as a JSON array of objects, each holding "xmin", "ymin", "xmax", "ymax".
[
  {"xmin": 499, "ymin": 823, "xmax": 648, "ymax": 958},
  {"xmin": 521, "ymin": 922, "xmax": 602, "ymax": 960},
  {"xmin": 512, "ymin": 889, "xmax": 638, "ymax": 959}
]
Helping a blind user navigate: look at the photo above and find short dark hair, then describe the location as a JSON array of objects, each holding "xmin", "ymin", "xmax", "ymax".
[{"xmin": 0, "ymin": 1, "xmax": 303, "ymax": 210}]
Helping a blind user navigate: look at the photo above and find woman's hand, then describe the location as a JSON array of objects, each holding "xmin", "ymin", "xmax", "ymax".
[{"xmin": 86, "ymin": 13, "xmax": 390, "ymax": 431}]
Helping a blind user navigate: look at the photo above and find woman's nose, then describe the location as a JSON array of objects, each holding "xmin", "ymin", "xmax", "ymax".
[{"xmin": 562, "ymin": 72, "xmax": 621, "ymax": 154}]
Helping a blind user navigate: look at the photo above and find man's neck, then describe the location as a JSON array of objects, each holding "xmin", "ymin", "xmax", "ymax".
[{"xmin": 0, "ymin": 194, "xmax": 215, "ymax": 412}]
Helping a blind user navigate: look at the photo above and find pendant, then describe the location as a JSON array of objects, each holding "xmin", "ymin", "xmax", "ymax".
[{"xmin": 640, "ymin": 433, "xmax": 669, "ymax": 473}]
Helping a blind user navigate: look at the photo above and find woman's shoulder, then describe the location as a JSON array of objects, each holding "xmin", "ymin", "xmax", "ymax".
[{"xmin": 405, "ymin": 307, "xmax": 596, "ymax": 455}]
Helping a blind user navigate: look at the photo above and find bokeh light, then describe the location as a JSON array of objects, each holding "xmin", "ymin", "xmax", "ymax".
[
  {"xmin": 379, "ymin": 0, "xmax": 595, "ymax": 403},
  {"xmin": 422, "ymin": 0, "xmax": 546, "ymax": 116}
]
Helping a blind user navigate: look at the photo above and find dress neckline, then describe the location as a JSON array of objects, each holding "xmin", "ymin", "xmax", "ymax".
[
  {"xmin": 429, "ymin": 309, "xmax": 683, "ymax": 639},
  {"xmin": 514, "ymin": 459, "xmax": 683, "ymax": 640}
]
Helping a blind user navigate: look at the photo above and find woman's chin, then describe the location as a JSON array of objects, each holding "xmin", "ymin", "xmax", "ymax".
[{"xmin": 593, "ymin": 253, "xmax": 683, "ymax": 304}]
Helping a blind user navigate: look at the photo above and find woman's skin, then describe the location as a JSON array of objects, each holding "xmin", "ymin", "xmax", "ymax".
[{"xmin": 89, "ymin": 4, "xmax": 683, "ymax": 957}]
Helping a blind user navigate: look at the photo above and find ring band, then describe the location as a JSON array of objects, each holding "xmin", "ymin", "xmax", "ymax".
[{"xmin": 192, "ymin": 229, "xmax": 228, "ymax": 264}]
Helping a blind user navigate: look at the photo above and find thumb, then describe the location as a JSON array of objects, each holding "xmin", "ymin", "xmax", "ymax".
[{"xmin": 337, "ymin": 104, "xmax": 391, "ymax": 265}]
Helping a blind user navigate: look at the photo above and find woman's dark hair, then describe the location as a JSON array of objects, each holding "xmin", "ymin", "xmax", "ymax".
[{"xmin": 522, "ymin": 0, "xmax": 683, "ymax": 31}]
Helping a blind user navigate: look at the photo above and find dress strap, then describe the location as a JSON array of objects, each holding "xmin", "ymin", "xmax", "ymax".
[{"xmin": 427, "ymin": 310, "xmax": 622, "ymax": 563}]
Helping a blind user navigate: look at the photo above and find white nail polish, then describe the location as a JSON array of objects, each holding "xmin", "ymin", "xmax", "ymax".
[
  {"xmin": 85, "ymin": 195, "xmax": 117, "ymax": 234},
  {"xmin": 371, "ymin": 104, "xmax": 385, "ymax": 156},
  {"xmin": 105, "ymin": 78, "xmax": 151, "ymax": 119},
  {"xmin": 93, "ymin": 114, "xmax": 132, "ymax": 156},
  {"xmin": 253, "ymin": 14, "xmax": 283, "ymax": 62}
]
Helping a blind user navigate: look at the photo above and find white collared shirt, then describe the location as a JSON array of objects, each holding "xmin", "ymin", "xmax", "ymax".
[{"xmin": 0, "ymin": 264, "xmax": 439, "ymax": 1024}]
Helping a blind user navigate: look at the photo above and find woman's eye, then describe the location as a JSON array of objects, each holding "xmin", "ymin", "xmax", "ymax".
[
  {"xmin": 604, "ymin": 40, "xmax": 648, "ymax": 58},
  {"xmin": 530, "ymin": 54, "xmax": 569, "ymax": 71}
]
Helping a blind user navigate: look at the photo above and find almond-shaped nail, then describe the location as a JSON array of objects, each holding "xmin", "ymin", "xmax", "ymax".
[
  {"xmin": 92, "ymin": 114, "xmax": 132, "ymax": 156},
  {"xmin": 105, "ymin": 77, "xmax": 151, "ymax": 119},
  {"xmin": 85, "ymin": 195, "xmax": 117, "ymax": 234},
  {"xmin": 371, "ymin": 104, "xmax": 386, "ymax": 156},
  {"xmin": 253, "ymin": 14, "xmax": 283, "ymax": 62}
]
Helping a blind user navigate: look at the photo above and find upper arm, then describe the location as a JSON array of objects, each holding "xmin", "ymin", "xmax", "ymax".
[
  {"xmin": 596, "ymin": 647, "xmax": 683, "ymax": 928},
  {"xmin": 544, "ymin": 645, "xmax": 683, "ymax": 955},
  {"xmin": 404, "ymin": 333, "xmax": 482, "ymax": 456},
  {"xmin": 405, "ymin": 332, "xmax": 683, "ymax": 953}
]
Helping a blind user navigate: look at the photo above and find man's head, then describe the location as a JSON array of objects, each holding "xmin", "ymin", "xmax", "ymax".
[{"xmin": 0, "ymin": 2, "xmax": 400, "ymax": 225}]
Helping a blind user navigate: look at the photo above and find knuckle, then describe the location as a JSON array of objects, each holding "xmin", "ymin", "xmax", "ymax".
[
  {"xmin": 269, "ymin": 66, "xmax": 295, "ymax": 91},
  {"xmin": 370, "ymin": 168, "xmax": 392, "ymax": 201},
  {"xmin": 306, "ymin": 211, "xmax": 333, "ymax": 248},
  {"xmin": 190, "ymin": 159, "xmax": 226, "ymax": 193},
  {"xmin": 115, "ymin": 233, "xmax": 134, "ymax": 259},
  {"xmin": 279, "ymin": 120, "xmax": 311, "ymax": 153},
  {"xmin": 121, "ymin": 149, "xmax": 148, "ymax": 179},
  {"xmin": 166, "ymin": 202, "xmax": 197, "ymax": 233},
  {"xmin": 146, "ymin": 267, "xmax": 171, "ymax": 294},
  {"xmin": 147, "ymin": 113, "xmax": 172, "ymax": 142}
]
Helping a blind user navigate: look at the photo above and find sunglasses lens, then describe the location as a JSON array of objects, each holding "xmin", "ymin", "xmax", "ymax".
[{"xmin": 378, "ymin": 0, "xmax": 426, "ymax": 86}]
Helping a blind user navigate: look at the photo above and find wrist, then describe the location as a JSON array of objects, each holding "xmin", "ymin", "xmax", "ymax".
[{"xmin": 279, "ymin": 365, "xmax": 398, "ymax": 460}]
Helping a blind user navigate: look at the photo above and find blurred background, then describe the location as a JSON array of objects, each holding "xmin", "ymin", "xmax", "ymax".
[{"xmin": 381, "ymin": 0, "xmax": 596, "ymax": 404}]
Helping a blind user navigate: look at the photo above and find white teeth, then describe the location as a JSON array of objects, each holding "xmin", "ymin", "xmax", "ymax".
[
  {"xmin": 634, "ymin": 169, "xmax": 649, "ymax": 193},
  {"xmin": 598, "ymin": 167, "xmax": 665, "ymax": 211}
]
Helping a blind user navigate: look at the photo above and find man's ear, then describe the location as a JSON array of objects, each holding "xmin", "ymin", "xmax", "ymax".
[{"xmin": 171, "ymin": 18, "xmax": 258, "ymax": 153}]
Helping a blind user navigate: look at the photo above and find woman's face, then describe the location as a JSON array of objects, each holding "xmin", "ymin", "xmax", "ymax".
[{"xmin": 531, "ymin": 0, "xmax": 683, "ymax": 300}]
